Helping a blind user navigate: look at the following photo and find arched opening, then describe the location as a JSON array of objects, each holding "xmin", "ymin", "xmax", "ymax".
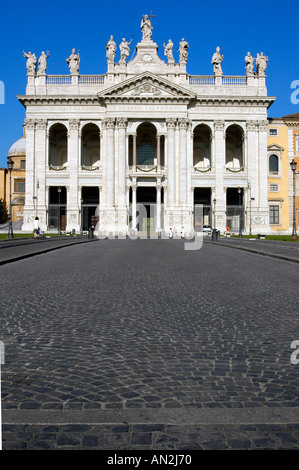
[
  {"xmin": 226, "ymin": 125, "xmax": 244, "ymax": 169},
  {"xmin": 269, "ymin": 154, "xmax": 279, "ymax": 173},
  {"xmin": 81, "ymin": 123, "xmax": 101, "ymax": 167},
  {"xmin": 48, "ymin": 124, "xmax": 68, "ymax": 167},
  {"xmin": 193, "ymin": 124, "xmax": 211, "ymax": 168},
  {"xmin": 137, "ymin": 122, "xmax": 157, "ymax": 166}
]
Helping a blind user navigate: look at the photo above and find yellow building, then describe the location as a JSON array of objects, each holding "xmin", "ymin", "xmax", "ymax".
[
  {"xmin": 267, "ymin": 118, "xmax": 290, "ymax": 233},
  {"xmin": 282, "ymin": 113, "xmax": 299, "ymax": 232},
  {"xmin": 0, "ymin": 134, "xmax": 26, "ymax": 225}
]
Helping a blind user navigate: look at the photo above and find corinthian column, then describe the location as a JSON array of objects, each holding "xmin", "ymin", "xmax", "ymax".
[
  {"xmin": 22, "ymin": 119, "xmax": 36, "ymax": 231},
  {"xmin": 178, "ymin": 118, "xmax": 188, "ymax": 206},
  {"xmin": 166, "ymin": 119, "xmax": 176, "ymax": 207},
  {"xmin": 117, "ymin": 118, "xmax": 127, "ymax": 208},
  {"xmin": 103, "ymin": 118, "xmax": 115, "ymax": 207},
  {"xmin": 67, "ymin": 119, "xmax": 80, "ymax": 231},
  {"xmin": 213, "ymin": 120, "xmax": 226, "ymax": 232}
]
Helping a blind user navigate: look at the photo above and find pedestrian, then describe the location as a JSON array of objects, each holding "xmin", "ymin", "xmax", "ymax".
[
  {"xmin": 33, "ymin": 216, "xmax": 40, "ymax": 239},
  {"xmin": 181, "ymin": 226, "xmax": 185, "ymax": 238},
  {"xmin": 173, "ymin": 226, "xmax": 177, "ymax": 238},
  {"xmin": 169, "ymin": 227, "xmax": 173, "ymax": 239}
]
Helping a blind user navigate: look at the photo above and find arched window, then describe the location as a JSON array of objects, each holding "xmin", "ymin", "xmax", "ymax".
[
  {"xmin": 138, "ymin": 142, "xmax": 155, "ymax": 165},
  {"xmin": 48, "ymin": 124, "xmax": 68, "ymax": 167},
  {"xmin": 269, "ymin": 154, "xmax": 279, "ymax": 173}
]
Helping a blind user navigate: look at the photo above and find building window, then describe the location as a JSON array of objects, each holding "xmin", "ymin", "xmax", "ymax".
[
  {"xmin": 269, "ymin": 184, "xmax": 279, "ymax": 192},
  {"xmin": 138, "ymin": 143, "xmax": 155, "ymax": 165},
  {"xmin": 269, "ymin": 205, "xmax": 280, "ymax": 224},
  {"xmin": 21, "ymin": 160, "xmax": 26, "ymax": 169},
  {"xmin": 296, "ymin": 135, "xmax": 299, "ymax": 152},
  {"xmin": 269, "ymin": 128, "xmax": 278, "ymax": 136},
  {"xmin": 269, "ymin": 154, "xmax": 279, "ymax": 173},
  {"xmin": 14, "ymin": 179, "xmax": 25, "ymax": 193}
]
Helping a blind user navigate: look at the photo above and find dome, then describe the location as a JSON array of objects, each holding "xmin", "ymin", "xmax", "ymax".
[{"xmin": 8, "ymin": 136, "xmax": 26, "ymax": 157}]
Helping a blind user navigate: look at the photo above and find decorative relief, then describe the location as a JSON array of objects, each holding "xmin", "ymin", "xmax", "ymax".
[
  {"xmin": 35, "ymin": 119, "xmax": 47, "ymax": 130},
  {"xmin": 102, "ymin": 118, "xmax": 115, "ymax": 128},
  {"xmin": 132, "ymin": 83, "xmax": 161, "ymax": 96},
  {"xmin": 69, "ymin": 119, "xmax": 80, "ymax": 130},
  {"xmin": 116, "ymin": 118, "xmax": 127, "ymax": 128},
  {"xmin": 24, "ymin": 118, "xmax": 35, "ymax": 129},
  {"xmin": 214, "ymin": 120, "xmax": 225, "ymax": 131},
  {"xmin": 166, "ymin": 118, "xmax": 176, "ymax": 129}
]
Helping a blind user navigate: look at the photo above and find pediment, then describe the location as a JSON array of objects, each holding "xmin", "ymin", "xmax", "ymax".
[
  {"xmin": 267, "ymin": 143, "xmax": 284, "ymax": 151},
  {"xmin": 98, "ymin": 72, "xmax": 196, "ymax": 103}
]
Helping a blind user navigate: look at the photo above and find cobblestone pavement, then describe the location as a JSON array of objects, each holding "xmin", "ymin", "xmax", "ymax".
[{"xmin": 1, "ymin": 238, "xmax": 299, "ymax": 450}]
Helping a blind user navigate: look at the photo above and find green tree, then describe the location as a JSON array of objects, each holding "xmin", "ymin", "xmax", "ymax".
[{"xmin": 0, "ymin": 198, "xmax": 8, "ymax": 224}]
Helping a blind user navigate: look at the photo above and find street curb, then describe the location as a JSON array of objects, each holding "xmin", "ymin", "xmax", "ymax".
[
  {"xmin": 0, "ymin": 238, "xmax": 99, "ymax": 267},
  {"xmin": 205, "ymin": 239, "xmax": 299, "ymax": 264},
  {"xmin": 3, "ymin": 407, "xmax": 299, "ymax": 426}
]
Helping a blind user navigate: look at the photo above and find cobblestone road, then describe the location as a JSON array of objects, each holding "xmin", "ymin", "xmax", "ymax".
[{"xmin": 1, "ymin": 238, "xmax": 299, "ymax": 450}]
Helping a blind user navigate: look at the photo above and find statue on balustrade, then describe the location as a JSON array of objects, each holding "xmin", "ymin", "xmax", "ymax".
[
  {"xmin": 141, "ymin": 14, "xmax": 153, "ymax": 40},
  {"xmin": 66, "ymin": 48, "xmax": 80, "ymax": 75},
  {"xmin": 119, "ymin": 38, "xmax": 132, "ymax": 64},
  {"xmin": 211, "ymin": 46, "xmax": 224, "ymax": 76},
  {"xmin": 106, "ymin": 35, "xmax": 117, "ymax": 63},
  {"xmin": 178, "ymin": 38, "xmax": 189, "ymax": 64},
  {"xmin": 256, "ymin": 52, "xmax": 268, "ymax": 77},
  {"xmin": 37, "ymin": 51, "xmax": 50, "ymax": 75},
  {"xmin": 164, "ymin": 39, "xmax": 175, "ymax": 64},
  {"xmin": 23, "ymin": 51, "xmax": 37, "ymax": 75},
  {"xmin": 245, "ymin": 52, "xmax": 255, "ymax": 76}
]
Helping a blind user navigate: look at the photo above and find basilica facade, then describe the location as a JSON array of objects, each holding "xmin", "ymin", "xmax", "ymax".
[{"xmin": 19, "ymin": 17, "xmax": 275, "ymax": 237}]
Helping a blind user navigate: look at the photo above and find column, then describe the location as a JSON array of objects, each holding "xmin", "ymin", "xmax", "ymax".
[
  {"xmin": 22, "ymin": 118, "xmax": 35, "ymax": 231},
  {"xmin": 104, "ymin": 118, "xmax": 115, "ymax": 207},
  {"xmin": 246, "ymin": 120, "xmax": 259, "ymax": 207},
  {"xmin": 132, "ymin": 134, "xmax": 137, "ymax": 168},
  {"xmin": 67, "ymin": 119, "xmax": 80, "ymax": 231},
  {"xmin": 166, "ymin": 119, "xmax": 176, "ymax": 207},
  {"xmin": 156, "ymin": 181, "xmax": 162, "ymax": 232},
  {"xmin": 132, "ymin": 181, "xmax": 137, "ymax": 232},
  {"xmin": 179, "ymin": 118, "xmax": 188, "ymax": 206},
  {"xmin": 257, "ymin": 120, "xmax": 271, "ymax": 232},
  {"xmin": 214, "ymin": 120, "xmax": 226, "ymax": 232},
  {"xmin": 35, "ymin": 119, "xmax": 47, "ymax": 229},
  {"xmin": 157, "ymin": 134, "xmax": 161, "ymax": 168},
  {"xmin": 117, "ymin": 118, "xmax": 127, "ymax": 208}
]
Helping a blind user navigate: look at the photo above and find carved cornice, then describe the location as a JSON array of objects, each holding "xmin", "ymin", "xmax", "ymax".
[{"xmin": 17, "ymin": 95, "xmax": 100, "ymax": 107}]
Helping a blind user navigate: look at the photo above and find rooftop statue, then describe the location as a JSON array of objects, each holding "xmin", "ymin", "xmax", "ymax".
[
  {"xmin": 141, "ymin": 14, "xmax": 153, "ymax": 40},
  {"xmin": 245, "ymin": 52, "xmax": 255, "ymax": 76},
  {"xmin": 178, "ymin": 38, "xmax": 189, "ymax": 64},
  {"xmin": 66, "ymin": 48, "xmax": 80, "ymax": 75},
  {"xmin": 119, "ymin": 38, "xmax": 132, "ymax": 64},
  {"xmin": 256, "ymin": 52, "xmax": 268, "ymax": 76},
  {"xmin": 163, "ymin": 39, "xmax": 175, "ymax": 64},
  {"xmin": 23, "ymin": 51, "xmax": 37, "ymax": 75},
  {"xmin": 37, "ymin": 51, "xmax": 50, "ymax": 75},
  {"xmin": 211, "ymin": 46, "xmax": 224, "ymax": 76},
  {"xmin": 106, "ymin": 35, "xmax": 117, "ymax": 64}
]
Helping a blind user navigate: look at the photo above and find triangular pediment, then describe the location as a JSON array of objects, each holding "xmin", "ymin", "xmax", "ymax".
[
  {"xmin": 98, "ymin": 72, "xmax": 196, "ymax": 102},
  {"xmin": 267, "ymin": 143, "xmax": 284, "ymax": 151}
]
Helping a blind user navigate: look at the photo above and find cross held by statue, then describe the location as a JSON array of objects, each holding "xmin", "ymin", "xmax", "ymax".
[{"xmin": 149, "ymin": 11, "xmax": 157, "ymax": 26}]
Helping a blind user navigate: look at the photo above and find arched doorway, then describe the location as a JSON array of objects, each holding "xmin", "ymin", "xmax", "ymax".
[
  {"xmin": 225, "ymin": 125, "xmax": 244, "ymax": 169},
  {"xmin": 137, "ymin": 122, "xmax": 157, "ymax": 166},
  {"xmin": 193, "ymin": 124, "xmax": 212, "ymax": 168},
  {"xmin": 81, "ymin": 124, "xmax": 101, "ymax": 167},
  {"xmin": 48, "ymin": 124, "xmax": 68, "ymax": 167}
]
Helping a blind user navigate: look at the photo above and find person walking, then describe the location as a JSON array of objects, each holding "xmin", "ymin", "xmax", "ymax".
[{"xmin": 33, "ymin": 217, "xmax": 40, "ymax": 239}]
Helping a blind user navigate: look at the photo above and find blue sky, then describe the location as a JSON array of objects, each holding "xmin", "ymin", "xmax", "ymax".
[{"xmin": 0, "ymin": 0, "xmax": 298, "ymax": 167}]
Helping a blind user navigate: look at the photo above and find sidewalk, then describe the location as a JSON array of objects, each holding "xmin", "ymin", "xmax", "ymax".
[
  {"xmin": 205, "ymin": 235, "xmax": 299, "ymax": 263},
  {"xmin": 0, "ymin": 235, "xmax": 97, "ymax": 266}
]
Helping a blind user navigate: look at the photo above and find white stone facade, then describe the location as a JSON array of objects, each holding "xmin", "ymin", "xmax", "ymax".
[{"xmin": 20, "ymin": 19, "xmax": 275, "ymax": 236}]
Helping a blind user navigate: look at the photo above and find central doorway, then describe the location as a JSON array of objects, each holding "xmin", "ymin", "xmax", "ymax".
[{"xmin": 137, "ymin": 187, "xmax": 156, "ymax": 234}]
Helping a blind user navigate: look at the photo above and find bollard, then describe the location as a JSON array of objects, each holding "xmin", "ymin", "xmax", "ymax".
[{"xmin": 212, "ymin": 228, "xmax": 218, "ymax": 241}]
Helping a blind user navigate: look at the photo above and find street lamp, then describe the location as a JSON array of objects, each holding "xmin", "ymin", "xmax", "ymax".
[
  {"xmin": 7, "ymin": 159, "xmax": 14, "ymax": 239},
  {"xmin": 238, "ymin": 186, "xmax": 242, "ymax": 238},
  {"xmin": 213, "ymin": 198, "xmax": 216, "ymax": 229},
  {"xmin": 57, "ymin": 186, "xmax": 61, "ymax": 236},
  {"xmin": 290, "ymin": 159, "xmax": 297, "ymax": 239}
]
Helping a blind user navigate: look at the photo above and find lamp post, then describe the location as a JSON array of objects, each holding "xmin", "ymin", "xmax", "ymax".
[
  {"xmin": 238, "ymin": 186, "xmax": 242, "ymax": 238},
  {"xmin": 57, "ymin": 186, "xmax": 61, "ymax": 236},
  {"xmin": 290, "ymin": 159, "xmax": 297, "ymax": 239},
  {"xmin": 7, "ymin": 159, "xmax": 14, "ymax": 238},
  {"xmin": 213, "ymin": 198, "xmax": 216, "ymax": 229}
]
